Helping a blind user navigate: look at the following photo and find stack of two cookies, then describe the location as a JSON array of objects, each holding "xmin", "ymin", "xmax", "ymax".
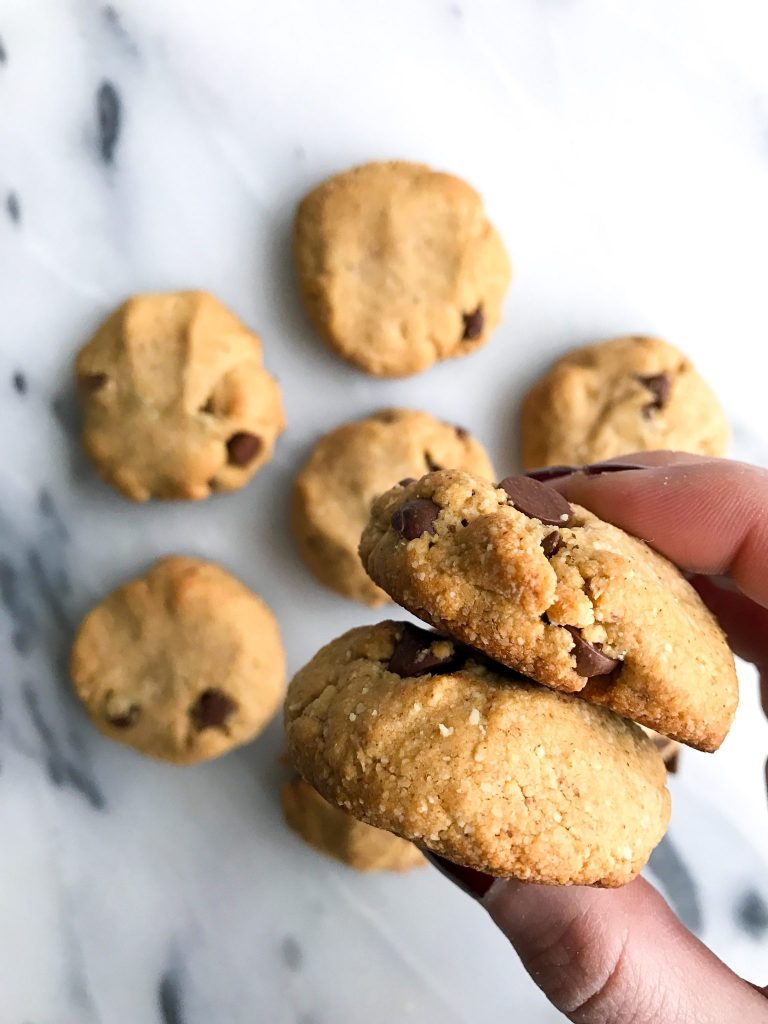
[{"xmin": 285, "ymin": 469, "xmax": 739, "ymax": 887}]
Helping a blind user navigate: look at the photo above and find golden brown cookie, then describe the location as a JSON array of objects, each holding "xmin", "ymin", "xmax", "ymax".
[
  {"xmin": 294, "ymin": 161, "xmax": 511, "ymax": 377},
  {"xmin": 521, "ymin": 336, "xmax": 728, "ymax": 468},
  {"xmin": 291, "ymin": 409, "xmax": 494, "ymax": 605},
  {"xmin": 76, "ymin": 291, "xmax": 285, "ymax": 500},
  {"xmin": 70, "ymin": 556, "xmax": 285, "ymax": 764},
  {"xmin": 282, "ymin": 776, "xmax": 425, "ymax": 872},
  {"xmin": 285, "ymin": 621, "xmax": 670, "ymax": 886},
  {"xmin": 360, "ymin": 470, "xmax": 738, "ymax": 751}
]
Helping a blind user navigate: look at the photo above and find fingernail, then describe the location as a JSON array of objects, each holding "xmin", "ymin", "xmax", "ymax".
[
  {"xmin": 582, "ymin": 461, "xmax": 651, "ymax": 476},
  {"xmin": 423, "ymin": 851, "xmax": 495, "ymax": 899},
  {"xmin": 524, "ymin": 464, "xmax": 580, "ymax": 482}
]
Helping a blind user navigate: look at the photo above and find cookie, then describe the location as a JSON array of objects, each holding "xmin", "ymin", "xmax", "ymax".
[
  {"xmin": 360, "ymin": 470, "xmax": 738, "ymax": 751},
  {"xmin": 292, "ymin": 409, "xmax": 494, "ymax": 605},
  {"xmin": 294, "ymin": 161, "xmax": 511, "ymax": 377},
  {"xmin": 76, "ymin": 291, "xmax": 285, "ymax": 500},
  {"xmin": 282, "ymin": 776, "xmax": 425, "ymax": 872},
  {"xmin": 285, "ymin": 621, "xmax": 670, "ymax": 886},
  {"xmin": 70, "ymin": 556, "xmax": 285, "ymax": 764},
  {"xmin": 521, "ymin": 336, "xmax": 728, "ymax": 468}
]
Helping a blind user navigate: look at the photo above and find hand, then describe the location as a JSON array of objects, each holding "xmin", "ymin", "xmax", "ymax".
[{"xmin": 428, "ymin": 454, "xmax": 768, "ymax": 1023}]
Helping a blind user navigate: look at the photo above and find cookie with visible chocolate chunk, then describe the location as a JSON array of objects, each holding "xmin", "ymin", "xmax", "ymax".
[
  {"xmin": 294, "ymin": 161, "xmax": 511, "ymax": 377},
  {"xmin": 359, "ymin": 469, "xmax": 738, "ymax": 751},
  {"xmin": 285, "ymin": 621, "xmax": 670, "ymax": 886},
  {"xmin": 282, "ymin": 775, "xmax": 425, "ymax": 872},
  {"xmin": 291, "ymin": 408, "xmax": 493, "ymax": 605},
  {"xmin": 70, "ymin": 556, "xmax": 285, "ymax": 764},
  {"xmin": 520, "ymin": 336, "xmax": 728, "ymax": 468},
  {"xmin": 76, "ymin": 291, "xmax": 285, "ymax": 500}
]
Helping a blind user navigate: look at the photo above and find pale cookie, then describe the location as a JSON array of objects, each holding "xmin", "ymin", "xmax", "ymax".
[
  {"xmin": 294, "ymin": 161, "xmax": 511, "ymax": 377},
  {"xmin": 285, "ymin": 621, "xmax": 670, "ymax": 886},
  {"xmin": 76, "ymin": 291, "xmax": 285, "ymax": 500},
  {"xmin": 71, "ymin": 556, "xmax": 285, "ymax": 764},
  {"xmin": 360, "ymin": 470, "xmax": 738, "ymax": 751},
  {"xmin": 282, "ymin": 776, "xmax": 425, "ymax": 872},
  {"xmin": 521, "ymin": 336, "xmax": 729, "ymax": 468},
  {"xmin": 292, "ymin": 408, "xmax": 494, "ymax": 605}
]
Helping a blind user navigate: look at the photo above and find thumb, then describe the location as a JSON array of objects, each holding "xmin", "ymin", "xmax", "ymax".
[{"xmin": 428, "ymin": 857, "xmax": 768, "ymax": 1023}]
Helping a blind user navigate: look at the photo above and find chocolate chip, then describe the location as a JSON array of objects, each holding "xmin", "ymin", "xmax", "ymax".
[
  {"xmin": 541, "ymin": 531, "xmax": 561, "ymax": 558},
  {"xmin": 226, "ymin": 432, "xmax": 262, "ymax": 466},
  {"xmin": 455, "ymin": 425, "xmax": 468, "ymax": 440},
  {"xmin": 190, "ymin": 689, "xmax": 237, "ymax": 730},
  {"xmin": 565, "ymin": 626, "xmax": 620, "ymax": 677},
  {"xmin": 637, "ymin": 373, "xmax": 671, "ymax": 417},
  {"xmin": 388, "ymin": 623, "xmax": 463, "ymax": 677},
  {"xmin": 107, "ymin": 705, "xmax": 140, "ymax": 729},
  {"xmin": 80, "ymin": 372, "xmax": 107, "ymax": 392},
  {"xmin": 461, "ymin": 306, "xmax": 484, "ymax": 340},
  {"xmin": 200, "ymin": 396, "xmax": 216, "ymax": 414},
  {"xmin": 391, "ymin": 499, "xmax": 440, "ymax": 540},
  {"xmin": 398, "ymin": 478, "xmax": 416, "ymax": 487},
  {"xmin": 498, "ymin": 475, "xmax": 573, "ymax": 527},
  {"xmin": 425, "ymin": 453, "xmax": 442, "ymax": 472}
]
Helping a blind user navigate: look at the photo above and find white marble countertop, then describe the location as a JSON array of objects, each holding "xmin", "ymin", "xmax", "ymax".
[{"xmin": 2, "ymin": 1, "xmax": 768, "ymax": 1021}]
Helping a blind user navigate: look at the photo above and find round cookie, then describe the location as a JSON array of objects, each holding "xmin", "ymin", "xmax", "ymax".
[
  {"xmin": 294, "ymin": 161, "xmax": 511, "ymax": 377},
  {"xmin": 70, "ymin": 556, "xmax": 285, "ymax": 764},
  {"xmin": 76, "ymin": 291, "xmax": 285, "ymax": 500},
  {"xmin": 282, "ymin": 776, "xmax": 425, "ymax": 873},
  {"xmin": 285, "ymin": 621, "xmax": 670, "ymax": 886},
  {"xmin": 292, "ymin": 408, "xmax": 494, "ymax": 605},
  {"xmin": 521, "ymin": 335, "xmax": 728, "ymax": 468},
  {"xmin": 360, "ymin": 470, "xmax": 738, "ymax": 752}
]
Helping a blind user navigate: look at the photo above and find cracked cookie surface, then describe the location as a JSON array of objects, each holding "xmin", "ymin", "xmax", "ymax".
[
  {"xmin": 291, "ymin": 408, "xmax": 493, "ymax": 605},
  {"xmin": 282, "ymin": 776, "xmax": 425, "ymax": 872},
  {"xmin": 285, "ymin": 621, "xmax": 670, "ymax": 885},
  {"xmin": 76, "ymin": 291, "xmax": 285, "ymax": 500},
  {"xmin": 360, "ymin": 469, "xmax": 738, "ymax": 751},
  {"xmin": 521, "ymin": 336, "xmax": 729, "ymax": 468},
  {"xmin": 294, "ymin": 161, "xmax": 511, "ymax": 377},
  {"xmin": 71, "ymin": 556, "xmax": 285, "ymax": 764}
]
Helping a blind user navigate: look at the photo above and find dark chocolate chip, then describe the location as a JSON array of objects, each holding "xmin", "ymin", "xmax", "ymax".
[
  {"xmin": 541, "ymin": 531, "xmax": 561, "ymax": 558},
  {"xmin": 391, "ymin": 498, "xmax": 440, "ymax": 540},
  {"xmin": 583, "ymin": 461, "xmax": 650, "ymax": 476},
  {"xmin": 425, "ymin": 453, "xmax": 442, "ymax": 472},
  {"xmin": 398, "ymin": 477, "xmax": 416, "ymax": 486},
  {"xmin": 226, "ymin": 432, "xmax": 262, "ymax": 466},
  {"xmin": 388, "ymin": 623, "xmax": 463, "ymax": 677},
  {"xmin": 525, "ymin": 464, "xmax": 579, "ymax": 482},
  {"xmin": 455, "ymin": 425, "xmax": 468, "ymax": 440},
  {"xmin": 108, "ymin": 705, "xmax": 140, "ymax": 729},
  {"xmin": 199, "ymin": 396, "xmax": 215, "ymax": 414},
  {"xmin": 565, "ymin": 626, "xmax": 620, "ymax": 677},
  {"xmin": 461, "ymin": 306, "xmax": 484, "ymax": 340},
  {"xmin": 190, "ymin": 688, "xmax": 237, "ymax": 730},
  {"xmin": 637, "ymin": 373, "xmax": 671, "ymax": 416},
  {"xmin": 498, "ymin": 475, "xmax": 573, "ymax": 527},
  {"xmin": 80, "ymin": 372, "xmax": 108, "ymax": 392}
]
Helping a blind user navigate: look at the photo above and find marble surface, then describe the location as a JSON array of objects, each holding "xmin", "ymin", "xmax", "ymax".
[{"xmin": 2, "ymin": 1, "xmax": 768, "ymax": 1021}]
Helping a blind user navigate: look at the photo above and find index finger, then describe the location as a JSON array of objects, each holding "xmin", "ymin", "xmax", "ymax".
[{"xmin": 551, "ymin": 455, "xmax": 768, "ymax": 609}]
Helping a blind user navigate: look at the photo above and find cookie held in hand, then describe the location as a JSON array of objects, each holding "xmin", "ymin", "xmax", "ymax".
[
  {"xmin": 285, "ymin": 621, "xmax": 670, "ymax": 886},
  {"xmin": 360, "ymin": 469, "xmax": 738, "ymax": 751}
]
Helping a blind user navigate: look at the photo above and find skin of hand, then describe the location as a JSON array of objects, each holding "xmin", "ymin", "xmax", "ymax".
[{"xmin": 426, "ymin": 453, "xmax": 768, "ymax": 1023}]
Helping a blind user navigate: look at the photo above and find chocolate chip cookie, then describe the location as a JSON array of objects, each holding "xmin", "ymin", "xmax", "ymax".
[
  {"xmin": 285, "ymin": 621, "xmax": 670, "ymax": 886},
  {"xmin": 76, "ymin": 291, "xmax": 285, "ymax": 500},
  {"xmin": 70, "ymin": 556, "xmax": 285, "ymax": 764},
  {"xmin": 294, "ymin": 161, "xmax": 511, "ymax": 377},
  {"xmin": 521, "ymin": 336, "xmax": 729, "ymax": 468},
  {"xmin": 282, "ymin": 775, "xmax": 425, "ymax": 872},
  {"xmin": 291, "ymin": 409, "xmax": 494, "ymax": 605},
  {"xmin": 360, "ymin": 470, "xmax": 738, "ymax": 751}
]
